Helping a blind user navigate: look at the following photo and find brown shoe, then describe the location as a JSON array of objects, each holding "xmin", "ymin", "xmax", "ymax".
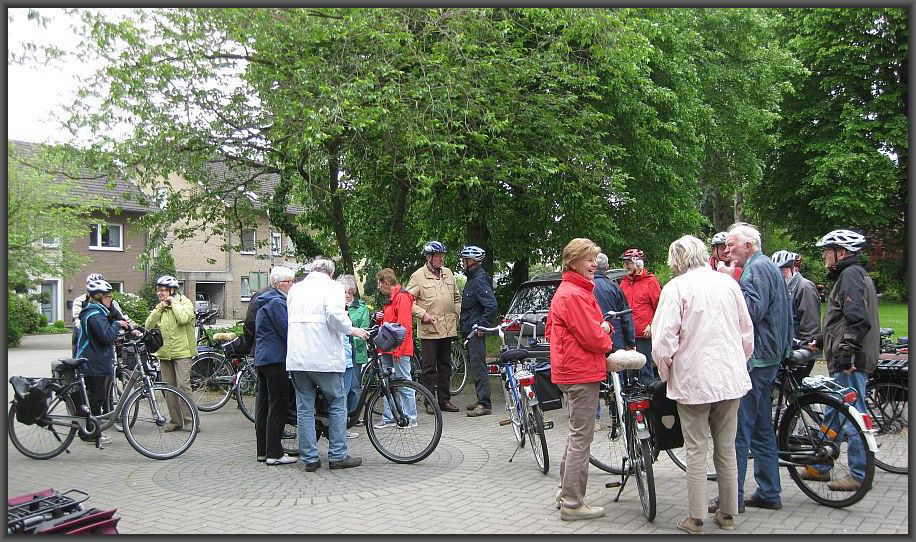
[
  {"xmin": 440, "ymin": 401, "xmax": 460, "ymax": 413},
  {"xmin": 466, "ymin": 402, "xmax": 481, "ymax": 411},
  {"xmin": 467, "ymin": 404, "xmax": 492, "ymax": 417},
  {"xmin": 798, "ymin": 466, "xmax": 831, "ymax": 482},
  {"xmin": 163, "ymin": 423, "xmax": 182, "ymax": 432},
  {"xmin": 827, "ymin": 476, "xmax": 862, "ymax": 492},
  {"xmin": 677, "ymin": 517, "xmax": 704, "ymax": 534},
  {"xmin": 424, "ymin": 401, "xmax": 436, "ymax": 415},
  {"xmin": 713, "ymin": 511, "xmax": 735, "ymax": 530}
]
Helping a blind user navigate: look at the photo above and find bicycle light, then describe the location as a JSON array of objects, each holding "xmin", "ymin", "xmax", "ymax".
[
  {"xmin": 861, "ymin": 413, "xmax": 874, "ymax": 430},
  {"xmin": 502, "ymin": 319, "xmax": 521, "ymax": 333},
  {"xmin": 517, "ymin": 373, "xmax": 535, "ymax": 387},
  {"xmin": 627, "ymin": 399, "xmax": 650, "ymax": 412},
  {"xmin": 842, "ymin": 390, "xmax": 857, "ymax": 404}
]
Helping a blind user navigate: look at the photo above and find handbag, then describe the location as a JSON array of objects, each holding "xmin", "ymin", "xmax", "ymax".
[{"xmin": 143, "ymin": 328, "xmax": 164, "ymax": 353}]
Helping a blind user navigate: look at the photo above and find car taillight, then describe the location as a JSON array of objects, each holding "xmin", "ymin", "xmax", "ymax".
[
  {"xmin": 502, "ymin": 318, "xmax": 521, "ymax": 333},
  {"xmin": 627, "ymin": 399, "xmax": 650, "ymax": 411},
  {"xmin": 517, "ymin": 374, "xmax": 535, "ymax": 387},
  {"xmin": 861, "ymin": 413, "xmax": 874, "ymax": 430},
  {"xmin": 488, "ymin": 365, "xmax": 500, "ymax": 375},
  {"xmin": 843, "ymin": 390, "xmax": 857, "ymax": 404}
]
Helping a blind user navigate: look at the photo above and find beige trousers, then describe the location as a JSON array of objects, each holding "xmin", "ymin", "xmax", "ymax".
[
  {"xmin": 557, "ymin": 382, "xmax": 600, "ymax": 509},
  {"xmin": 160, "ymin": 357, "xmax": 193, "ymax": 426},
  {"xmin": 676, "ymin": 399, "xmax": 741, "ymax": 519}
]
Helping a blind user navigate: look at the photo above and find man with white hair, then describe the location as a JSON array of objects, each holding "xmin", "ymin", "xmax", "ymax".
[
  {"xmin": 709, "ymin": 223, "xmax": 793, "ymax": 514},
  {"xmin": 286, "ymin": 257, "xmax": 369, "ymax": 471},
  {"xmin": 252, "ymin": 266, "xmax": 296, "ymax": 465},
  {"xmin": 619, "ymin": 247, "xmax": 661, "ymax": 385}
]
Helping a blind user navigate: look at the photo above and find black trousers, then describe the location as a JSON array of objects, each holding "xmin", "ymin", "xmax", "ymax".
[
  {"xmin": 421, "ymin": 338, "xmax": 453, "ymax": 404},
  {"xmin": 80, "ymin": 375, "xmax": 111, "ymax": 440},
  {"xmin": 255, "ymin": 364, "xmax": 290, "ymax": 459}
]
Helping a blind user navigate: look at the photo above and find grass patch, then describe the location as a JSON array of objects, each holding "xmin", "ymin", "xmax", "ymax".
[
  {"xmin": 36, "ymin": 325, "xmax": 71, "ymax": 335},
  {"xmin": 878, "ymin": 301, "xmax": 909, "ymax": 340}
]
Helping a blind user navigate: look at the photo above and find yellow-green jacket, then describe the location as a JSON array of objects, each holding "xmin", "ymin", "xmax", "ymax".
[{"xmin": 145, "ymin": 293, "xmax": 196, "ymax": 360}]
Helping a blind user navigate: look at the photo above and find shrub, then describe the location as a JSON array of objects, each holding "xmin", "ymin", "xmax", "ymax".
[
  {"xmin": 112, "ymin": 291, "xmax": 151, "ymax": 326},
  {"xmin": 39, "ymin": 314, "xmax": 48, "ymax": 328},
  {"xmin": 7, "ymin": 293, "xmax": 43, "ymax": 346},
  {"xmin": 53, "ymin": 320, "xmax": 66, "ymax": 329}
]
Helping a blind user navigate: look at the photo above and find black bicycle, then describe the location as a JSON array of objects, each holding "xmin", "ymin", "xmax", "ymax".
[{"xmin": 865, "ymin": 346, "xmax": 907, "ymax": 474}]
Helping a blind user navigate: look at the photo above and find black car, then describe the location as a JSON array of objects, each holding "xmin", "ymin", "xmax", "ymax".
[{"xmin": 501, "ymin": 269, "xmax": 627, "ymax": 361}]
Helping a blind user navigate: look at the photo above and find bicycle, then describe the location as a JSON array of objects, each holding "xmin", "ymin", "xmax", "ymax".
[
  {"xmin": 474, "ymin": 313, "xmax": 551, "ymax": 475},
  {"xmin": 409, "ymin": 336, "xmax": 469, "ymax": 397},
  {"xmin": 865, "ymin": 348, "xmax": 907, "ymax": 474},
  {"xmin": 187, "ymin": 330, "xmax": 259, "ymax": 422},
  {"xmin": 9, "ymin": 326, "xmax": 199, "ymax": 460},
  {"xmin": 587, "ymin": 309, "xmax": 657, "ymax": 521},
  {"xmin": 666, "ymin": 345, "xmax": 878, "ymax": 508},
  {"xmin": 281, "ymin": 325, "xmax": 444, "ymax": 464}
]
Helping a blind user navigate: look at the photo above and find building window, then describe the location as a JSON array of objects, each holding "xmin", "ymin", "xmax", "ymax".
[
  {"xmin": 108, "ymin": 281, "xmax": 124, "ymax": 293},
  {"xmin": 240, "ymin": 230, "xmax": 256, "ymax": 254},
  {"xmin": 240, "ymin": 276, "xmax": 251, "ymax": 299},
  {"xmin": 271, "ymin": 233, "xmax": 282, "ymax": 256},
  {"xmin": 89, "ymin": 223, "xmax": 123, "ymax": 251},
  {"xmin": 40, "ymin": 237, "xmax": 60, "ymax": 248}
]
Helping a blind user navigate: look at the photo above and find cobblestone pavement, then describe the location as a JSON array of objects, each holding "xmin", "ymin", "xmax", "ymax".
[{"xmin": 6, "ymin": 334, "xmax": 909, "ymax": 534}]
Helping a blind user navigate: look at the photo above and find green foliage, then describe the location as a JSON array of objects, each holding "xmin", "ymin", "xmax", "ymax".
[
  {"xmin": 112, "ymin": 291, "xmax": 151, "ymax": 326},
  {"xmin": 139, "ymin": 244, "xmax": 178, "ymax": 308},
  {"xmin": 8, "ymin": 293, "xmax": 44, "ymax": 346},
  {"xmin": 37, "ymin": 325, "xmax": 72, "ymax": 335},
  {"xmin": 53, "ymin": 320, "xmax": 67, "ymax": 329}
]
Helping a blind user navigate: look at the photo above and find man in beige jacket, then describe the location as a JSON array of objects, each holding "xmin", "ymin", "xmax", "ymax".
[{"xmin": 405, "ymin": 241, "xmax": 462, "ymax": 413}]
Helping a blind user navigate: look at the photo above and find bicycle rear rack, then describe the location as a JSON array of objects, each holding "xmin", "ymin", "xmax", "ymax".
[{"xmin": 7, "ymin": 489, "xmax": 89, "ymax": 534}]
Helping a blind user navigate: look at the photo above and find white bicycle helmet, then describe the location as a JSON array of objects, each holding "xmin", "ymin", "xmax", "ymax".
[
  {"xmin": 771, "ymin": 250, "xmax": 798, "ymax": 268},
  {"xmin": 85, "ymin": 273, "xmax": 105, "ymax": 285},
  {"xmin": 156, "ymin": 275, "xmax": 180, "ymax": 289},
  {"xmin": 816, "ymin": 229, "xmax": 866, "ymax": 252},
  {"xmin": 86, "ymin": 279, "xmax": 113, "ymax": 295},
  {"xmin": 459, "ymin": 245, "xmax": 486, "ymax": 262},
  {"xmin": 422, "ymin": 241, "xmax": 447, "ymax": 255},
  {"xmin": 711, "ymin": 232, "xmax": 728, "ymax": 246}
]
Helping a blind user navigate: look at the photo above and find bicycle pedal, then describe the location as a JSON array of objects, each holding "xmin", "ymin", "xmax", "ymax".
[
  {"xmin": 543, "ymin": 421, "xmax": 554, "ymax": 430},
  {"xmin": 498, "ymin": 418, "xmax": 512, "ymax": 426},
  {"xmin": 605, "ymin": 481, "xmax": 622, "ymax": 488}
]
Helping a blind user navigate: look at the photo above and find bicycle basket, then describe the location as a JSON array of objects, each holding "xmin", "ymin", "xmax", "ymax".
[
  {"xmin": 219, "ymin": 336, "xmax": 246, "ymax": 358},
  {"xmin": 10, "ymin": 377, "xmax": 53, "ymax": 426},
  {"xmin": 143, "ymin": 328, "xmax": 164, "ymax": 353}
]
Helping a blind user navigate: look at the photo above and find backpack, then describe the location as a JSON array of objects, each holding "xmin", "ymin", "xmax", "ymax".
[{"xmin": 374, "ymin": 322, "xmax": 407, "ymax": 352}]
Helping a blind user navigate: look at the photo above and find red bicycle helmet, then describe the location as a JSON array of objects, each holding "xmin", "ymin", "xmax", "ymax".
[{"xmin": 620, "ymin": 248, "xmax": 644, "ymax": 261}]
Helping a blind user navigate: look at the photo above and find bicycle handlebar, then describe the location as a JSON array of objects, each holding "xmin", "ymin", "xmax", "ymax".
[{"xmin": 603, "ymin": 309, "xmax": 632, "ymax": 321}]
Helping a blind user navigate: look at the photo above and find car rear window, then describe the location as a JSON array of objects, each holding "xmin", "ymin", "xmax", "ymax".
[{"xmin": 508, "ymin": 284, "xmax": 558, "ymax": 316}]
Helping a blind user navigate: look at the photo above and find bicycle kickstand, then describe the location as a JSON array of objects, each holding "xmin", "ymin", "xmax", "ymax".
[{"xmin": 507, "ymin": 442, "xmax": 523, "ymax": 463}]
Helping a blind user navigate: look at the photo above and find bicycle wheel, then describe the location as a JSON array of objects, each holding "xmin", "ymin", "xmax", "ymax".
[
  {"xmin": 189, "ymin": 353, "xmax": 234, "ymax": 411},
  {"xmin": 503, "ymin": 379, "xmax": 524, "ymax": 446},
  {"xmin": 235, "ymin": 363, "xmax": 258, "ymax": 423},
  {"xmin": 629, "ymin": 416, "xmax": 656, "ymax": 521},
  {"xmin": 865, "ymin": 382, "xmax": 908, "ymax": 474},
  {"xmin": 8, "ymin": 395, "xmax": 77, "ymax": 460},
  {"xmin": 449, "ymin": 340, "xmax": 468, "ymax": 395},
  {"xmin": 666, "ymin": 430, "xmax": 719, "ymax": 481},
  {"xmin": 524, "ymin": 396, "xmax": 549, "ymax": 474},
  {"xmin": 779, "ymin": 395, "xmax": 875, "ymax": 508},
  {"xmin": 109, "ymin": 375, "xmax": 128, "ymax": 432},
  {"xmin": 589, "ymin": 395, "xmax": 627, "ymax": 474},
  {"xmin": 365, "ymin": 380, "xmax": 442, "ymax": 464},
  {"xmin": 121, "ymin": 383, "xmax": 199, "ymax": 460}
]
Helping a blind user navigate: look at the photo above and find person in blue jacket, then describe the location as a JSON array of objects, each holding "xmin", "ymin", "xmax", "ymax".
[
  {"xmin": 254, "ymin": 266, "xmax": 296, "ymax": 465},
  {"xmin": 74, "ymin": 279, "xmax": 129, "ymax": 444},
  {"xmin": 458, "ymin": 245, "xmax": 498, "ymax": 417}
]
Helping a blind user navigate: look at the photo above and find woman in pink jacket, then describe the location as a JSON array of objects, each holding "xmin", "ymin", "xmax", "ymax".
[{"xmin": 651, "ymin": 235, "xmax": 753, "ymax": 534}]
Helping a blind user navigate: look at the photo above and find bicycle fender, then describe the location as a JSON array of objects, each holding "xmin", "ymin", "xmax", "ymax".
[
  {"xmin": 844, "ymin": 404, "xmax": 878, "ymax": 453},
  {"xmin": 522, "ymin": 385, "xmax": 538, "ymax": 406}
]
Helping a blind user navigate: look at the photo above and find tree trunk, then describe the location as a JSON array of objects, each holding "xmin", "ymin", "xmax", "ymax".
[
  {"xmin": 465, "ymin": 212, "xmax": 493, "ymax": 278},
  {"xmin": 510, "ymin": 257, "xmax": 529, "ymax": 296},
  {"xmin": 326, "ymin": 139, "xmax": 354, "ymax": 275}
]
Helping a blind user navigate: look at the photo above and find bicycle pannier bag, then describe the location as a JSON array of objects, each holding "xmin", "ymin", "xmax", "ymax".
[
  {"xmin": 143, "ymin": 328, "xmax": 164, "ymax": 353},
  {"xmin": 11, "ymin": 377, "xmax": 52, "ymax": 426},
  {"xmin": 532, "ymin": 361, "xmax": 563, "ymax": 412},
  {"xmin": 648, "ymin": 380, "xmax": 684, "ymax": 450},
  {"xmin": 375, "ymin": 323, "xmax": 407, "ymax": 352}
]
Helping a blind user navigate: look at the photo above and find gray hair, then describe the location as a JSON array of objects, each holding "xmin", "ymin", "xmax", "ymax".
[
  {"xmin": 595, "ymin": 252, "xmax": 610, "ymax": 272},
  {"xmin": 310, "ymin": 256, "xmax": 336, "ymax": 276},
  {"xmin": 667, "ymin": 235, "xmax": 709, "ymax": 276},
  {"xmin": 336, "ymin": 274, "xmax": 358, "ymax": 294},
  {"xmin": 269, "ymin": 265, "xmax": 295, "ymax": 286},
  {"xmin": 727, "ymin": 222, "xmax": 762, "ymax": 250}
]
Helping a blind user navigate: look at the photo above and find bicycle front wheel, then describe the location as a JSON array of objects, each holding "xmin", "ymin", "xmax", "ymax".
[
  {"xmin": 189, "ymin": 353, "xmax": 234, "ymax": 411},
  {"xmin": 449, "ymin": 341, "xmax": 468, "ymax": 395},
  {"xmin": 8, "ymin": 396, "xmax": 77, "ymax": 460},
  {"xmin": 865, "ymin": 382, "xmax": 908, "ymax": 474},
  {"xmin": 779, "ymin": 395, "xmax": 875, "ymax": 508},
  {"xmin": 589, "ymin": 396, "xmax": 627, "ymax": 474},
  {"xmin": 121, "ymin": 383, "xmax": 199, "ymax": 460},
  {"xmin": 525, "ymin": 397, "xmax": 549, "ymax": 474},
  {"xmin": 630, "ymin": 419, "xmax": 656, "ymax": 521},
  {"xmin": 365, "ymin": 380, "xmax": 442, "ymax": 464},
  {"xmin": 235, "ymin": 363, "xmax": 258, "ymax": 423}
]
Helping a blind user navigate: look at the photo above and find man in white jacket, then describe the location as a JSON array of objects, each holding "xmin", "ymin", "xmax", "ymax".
[{"xmin": 286, "ymin": 256, "xmax": 369, "ymax": 471}]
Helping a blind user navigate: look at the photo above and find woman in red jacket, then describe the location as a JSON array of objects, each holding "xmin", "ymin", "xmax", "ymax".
[
  {"xmin": 547, "ymin": 238, "xmax": 613, "ymax": 521},
  {"xmin": 372, "ymin": 268, "xmax": 417, "ymax": 428}
]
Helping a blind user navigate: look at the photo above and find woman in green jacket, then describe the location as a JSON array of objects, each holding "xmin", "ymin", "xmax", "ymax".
[{"xmin": 339, "ymin": 275, "xmax": 370, "ymax": 416}]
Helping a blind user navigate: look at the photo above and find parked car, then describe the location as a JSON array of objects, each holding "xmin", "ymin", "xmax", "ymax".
[
  {"xmin": 195, "ymin": 292, "xmax": 211, "ymax": 313},
  {"xmin": 501, "ymin": 269, "xmax": 627, "ymax": 362}
]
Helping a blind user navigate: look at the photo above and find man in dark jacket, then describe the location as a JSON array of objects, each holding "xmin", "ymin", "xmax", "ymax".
[
  {"xmin": 242, "ymin": 285, "xmax": 273, "ymax": 356},
  {"xmin": 805, "ymin": 229, "xmax": 879, "ymax": 492},
  {"xmin": 458, "ymin": 245, "xmax": 498, "ymax": 417},
  {"xmin": 711, "ymin": 223, "xmax": 793, "ymax": 514},
  {"xmin": 74, "ymin": 279, "xmax": 129, "ymax": 444},
  {"xmin": 772, "ymin": 250, "xmax": 821, "ymax": 345},
  {"xmin": 593, "ymin": 253, "xmax": 635, "ymax": 353},
  {"xmin": 253, "ymin": 266, "xmax": 296, "ymax": 465}
]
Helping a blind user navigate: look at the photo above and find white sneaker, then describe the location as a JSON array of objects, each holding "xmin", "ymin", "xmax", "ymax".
[
  {"xmin": 373, "ymin": 421, "xmax": 395, "ymax": 429},
  {"xmin": 265, "ymin": 454, "xmax": 297, "ymax": 465},
  {"xmin": 346, "ymin": 431, "xmax": 360, "ymax": 439},
  {"xmin": 396, "ymin": 420, "xmax": 419, "ymax": 429},
  {"xmin": 98, "ymin": 433, "xmax": 112, "ymax": 445}
]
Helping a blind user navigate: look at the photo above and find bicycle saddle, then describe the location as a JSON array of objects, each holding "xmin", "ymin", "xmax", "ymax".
[
  {"xmin": 499, "ymin": 349, "xmax": 531, "ymax": 363},
  {"xmin": 606, "ymin": 349, "xmax": 646, "ymax": 372},
  {"xmin": 55, "ymin": 358, "xmax": 87, "ymax": 367},
  {"xmin": 879, "ymin": 327, "xmax": 895, "ymax": 337}
]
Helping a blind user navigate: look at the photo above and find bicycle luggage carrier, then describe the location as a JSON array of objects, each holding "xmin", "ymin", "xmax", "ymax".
[{"xmin": 7, "ymin": 488, "xmax": 89, "ymax": 534}]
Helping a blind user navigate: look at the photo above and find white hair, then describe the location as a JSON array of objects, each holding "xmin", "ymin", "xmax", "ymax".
[
  {"xmin": 310, "ymin": 256, "xmax": 336, "ymax": 276},
  {"xmin": 336, "ymin": 274, "xmax": 358, "ymax": 294},
  {"xmin": 595, "ymin": 252, "xmax": 610, "ymax": 272},
  {"xmin": 666, "ymin": 235, "xmax": 709, "ymax": 276},
  {"xmin": 727, "ymin": 222, "xmax": 762, "ymax": 250},
  {"xmin": 269, "ymin": 266, "xmax": 294, "ymax": 286}
]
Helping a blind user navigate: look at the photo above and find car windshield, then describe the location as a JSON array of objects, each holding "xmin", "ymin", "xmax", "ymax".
[{"xmin": 507, "ymin": 284, "xmax": 557, "ymax": 316}]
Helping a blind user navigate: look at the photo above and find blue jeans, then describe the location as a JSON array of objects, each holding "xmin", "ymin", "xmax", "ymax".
[
  {"xmin": 736, "ymin": 364, "xmax": 782, "ymax": 503},
  {"xmin": 381, "ymin": 355, "xmax": 417, "ymax": 423},
  {"xmin": 813, "ymin": 371, "xmax": 868, "ymax": 481},
  {"xmin": 634, "ymin": 338, "xmax": 657, "ymax": 386},
  {"xmin": 344, "ymin": 365, "xmax": 362, "ymax": 415},
  {"xmin": 290, "ymin": 371, "xmax": 348, "ymax": 463}
]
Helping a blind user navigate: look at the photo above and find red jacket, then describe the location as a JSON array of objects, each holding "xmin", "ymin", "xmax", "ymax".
[
  {"xmin": 709, "ymin": 256, "xmax": 743, "ymax": 281},
  {"xmin": 620, "ymin": 269, "xmax": 661, "ymax": 337},
  {"xmin": 546, "ymin": 272, "xmax": 613, "ymax": 385},
  {"xmin": 375, "ymin": 285, "xmax": 415, "ymax": 357}
]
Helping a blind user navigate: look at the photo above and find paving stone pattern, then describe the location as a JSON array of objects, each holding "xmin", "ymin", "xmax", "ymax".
[{"xmin": 6, "ymin": 335, "xmax": 909, "ymax": 534}]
